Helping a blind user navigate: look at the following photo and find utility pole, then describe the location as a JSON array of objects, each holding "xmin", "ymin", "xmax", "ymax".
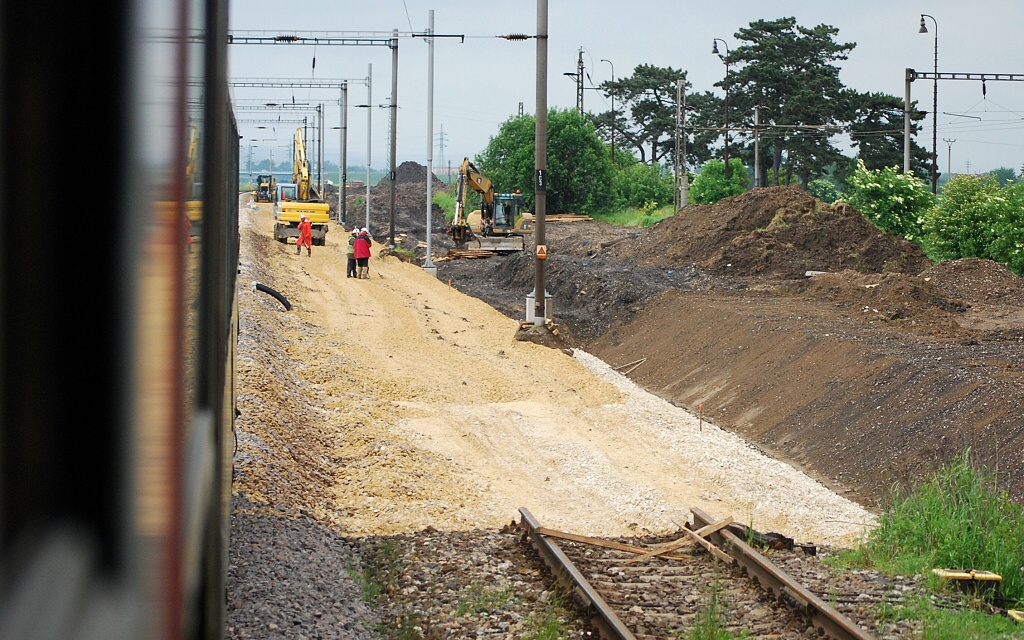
[
  {"xmin": 424, "ymin": 10, "xmax": 436, "ymax": 273},
  {"xmin": 388, "ymin": 28, "xmax": 399, "ymax": 250},
  {"xmin": 339, "ymin": 82, "xmax": 347, "ymax": 225},
  {"xmin": 601, "ymin": 58, "xmax": 615, "ymax": 162},
  {"xmin": 753, "ymin": 104, "xmax": 762, "ymax": 188},
  {"xmin": 436, "ymin": 123, "xmax": 447, "ymax": 176},
  {"xmin": 674, "ymin": 79, "xmax": 681, "ymax": 211},
  {"xmin": 943, "ymin": 137, "xmax": 955, "ymax": 180},
  {"xmin": 366, "ymin": 63, "xmax": 372, "ymax": 231},
  {"xmin": 575, "ymin": 48, "xmax": 584, "ymax": 115},
  {"xmin": 531, "ymin": 0, "xmax": 549, "ymax": 325},
  {"xmin": 675, "ymin": 79, "xmax": 688, "ymax": 209},
  {"xmin": 563, "ymin": 48, "xmax": 583, "ymax": 116}
]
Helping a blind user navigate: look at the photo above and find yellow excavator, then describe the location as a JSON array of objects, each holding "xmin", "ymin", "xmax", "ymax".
[
  {"xmin": 450, "ymin": 157, "xmax": 528, "ymax": 253},
  {"xmin": 273, "ymin": 128, "xmax": 331, "ymax": 245}
]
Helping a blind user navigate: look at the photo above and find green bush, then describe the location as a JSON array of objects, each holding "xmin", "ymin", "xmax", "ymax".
[
  {"xmin": 922, "ymin": 175, "xmax": 1024, "ymax": 275},
  {"xmin": 690, "ymin": 158, "xmax": 749, "ymax": 204},
  {"xmin": 853, "ymin": 451, "xmax": 1024, "ymax": 604},
  {"xmin": 612, "ymin": 161, "xmax": 675, "ymax": 210},
  {"xmin": 840, "ymin": 160, "xmax": 935, "ymax": 243},
  {"xmin": 807, "ymin": 178, "xmax": 839, "ymax": 203}
]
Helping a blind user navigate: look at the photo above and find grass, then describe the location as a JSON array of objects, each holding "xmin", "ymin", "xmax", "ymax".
[
  {"xmin": 389, "ymin": 245, "xmax": 417, "ymax": 262},
  {"xmin": 831, "ymin": 450, "xmax": 1024, "ymax": 637},
  {"xmin": 667, "ymin": 563, "xmax": 748, "ymax": 640},
  {"xmin": 592, "ymin": 204, "xmax": 675, "ymax": 228},
  {"xmin": 455, "ymin": 582, "xmax": 514, "ymax": 616},
  {"xmin": 350, "ymin": 540, "xmax": 404, "ymax": 603},
  {"xmin": 525, "ymin": 589, "xmax": 573, "ymax": 640}
]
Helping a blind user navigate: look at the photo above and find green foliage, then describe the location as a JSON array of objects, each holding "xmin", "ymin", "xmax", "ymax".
[
  {"xmin": 690, "ymin": 158, "xmax": 750, "ymax": 204},
  {"xmin": 476, "ymin": 109, "xmax": 615, "ymax": 215},
  {"xmin": 350, "ymin": 540, "xmax": 403, "ymax": 603},
  {"xmin": 432, "ymin": 184, "xmax": 457, "ymax": 221},
  {"xmin": 807, "ymin": 178, "xmax": 839, "ymax": 203},
  {"xmin": 841, "ymin": 159, "xmax": 935, "ymax": 242},
  {"xmin": 989, "ymin": 166, "xmax": 1018, "ymax": 186},
  {"xmin": 592, "ymin": 204, "xmax": 675, "ymax": 228},
  {"xmin": 874, "ymin": 595, "xmax": 1023, "ymax": 639},
  {"xmin": 921, "ymin": 175, "xmax": 1024, "ymax": 274},
  {"xmin": 729, "ymin": 18, "xmax": 856, "ymax": 185},
  {"xmin": 853, "ymin": 451, "xmax": 1024, "ymax": 604},
  {"xmin": 390, "ymin": 246, "xmax": 416, "ymax": 262},
  {"xmin": 596, "ymin": 64, "xmax": 689, "ymax": 165},
  {"xmin": 612, "ymin": 160, "xmax": 675, "ymax": 210},
  {"xmin": 989, "ymin": 180, "xmax": 1024, "ymax": 275}
]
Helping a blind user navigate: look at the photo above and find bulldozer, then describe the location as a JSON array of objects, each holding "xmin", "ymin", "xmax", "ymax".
[{"xmin": 449, "ymin": 157, "xmax": 528, "ymax": 253}]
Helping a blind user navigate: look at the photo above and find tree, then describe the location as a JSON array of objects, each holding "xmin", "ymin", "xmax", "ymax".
[
  {"xmin": 475, "ymin": 109, "xmax": 614, "ymax": 215},
  {"xmin": 727, "ymin": 18, "xmax": 855, "ymax": 186},
  {"xmin": 989, "ymin": 167, "xmax": 1018, "ymax": 186},
  {"xmin": 596, "ymin": 64, "xmax": 688, "ymax": 165},
  {"xmin": 840, "ymin": 90, "xmax": 930, "ymax": 180},
  {"xmin": 690, "ymin": 158, "xmax": 749, "ymax": 204},
  {"xmin": 843, "ymin": 159, "xmax": 934, "ymax": 242}
]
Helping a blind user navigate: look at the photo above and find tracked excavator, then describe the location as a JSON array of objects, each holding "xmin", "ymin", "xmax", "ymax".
[
  {"xmin": 274, "ymin": 128, "xmax": 331, "ymax": 245},
  {"xmin": 449, "ymin": 157, "xmax": 528, "ymax": 253}
]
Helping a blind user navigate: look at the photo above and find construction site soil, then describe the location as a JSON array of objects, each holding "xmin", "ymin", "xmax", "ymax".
[{"xmin": 363, "ymin": 167, "xmax": 1024, "ymax": 511}]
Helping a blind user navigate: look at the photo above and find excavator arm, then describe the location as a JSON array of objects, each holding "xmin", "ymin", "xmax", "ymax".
[
  {"xmin": 453, "ymin": 157, "xmax": 494, "ymax": 226},
  {"xmin": 292, "ymin": 127, "xmax": 320, "ymax": 201}
]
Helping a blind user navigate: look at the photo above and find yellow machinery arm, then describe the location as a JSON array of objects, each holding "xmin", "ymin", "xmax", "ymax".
[
  {"xmin": 454, "ymin": 157, "xmax": 494, "ymax": 227},
  {"xmin": 292, "ymin": 127, "xmax": 318, "ymax": 201}
]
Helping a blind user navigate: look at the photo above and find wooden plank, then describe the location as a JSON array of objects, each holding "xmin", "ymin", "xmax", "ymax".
[
  {"xmin": 624, "ymin": 517, "xmax": 733, "ymax": 565},
  {"xmin": 533, "ymin": 527, "xmax": 692, "ymax": 561}
]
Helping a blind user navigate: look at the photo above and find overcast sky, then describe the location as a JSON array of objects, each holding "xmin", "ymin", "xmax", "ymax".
[{"xmin": 229, "ymin": 1, "xmax": 1024, "ymax": 177}]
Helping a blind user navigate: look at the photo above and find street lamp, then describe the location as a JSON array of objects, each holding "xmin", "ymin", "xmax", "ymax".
[
  {"xmin": 601, "ymin": 58, "xmax": 615, "ymax": 162},
  {"xmin": 711, "ymin": 38, "xmax": 731, "ymax": 178},
  {"xmin": 919, "ymin": 14, "xmax": 938, "ymax": 193}
]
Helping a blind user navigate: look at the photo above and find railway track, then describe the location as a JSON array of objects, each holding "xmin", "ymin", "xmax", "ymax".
[{"xmin": 520, "ymin": 507, "xmax": 886, "ymax": 640}]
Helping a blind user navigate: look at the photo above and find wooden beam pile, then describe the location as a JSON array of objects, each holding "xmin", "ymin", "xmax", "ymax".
[
  {"xmin": 434, "ymin": 248, "xmax": 495, "ymax": 262},
  {"xmin": 546, "ymin": 214, "xmax": 593, "ymax": 223}
]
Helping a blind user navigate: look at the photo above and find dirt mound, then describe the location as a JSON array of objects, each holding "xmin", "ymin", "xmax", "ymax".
[
  {"xmin": 391, "ymin": 160, "xmax": 447, "ymax": 187},
  {"xmin": 346, "ymin": 161, "xmax": 448, "ymax": 251},
  {"xmin": 614, "ymin": 186, "xmax": 931, "ymax": 279},
  {"xmin": 921, "ymin": 257, "xmax": 1024, "ymax": 307}
]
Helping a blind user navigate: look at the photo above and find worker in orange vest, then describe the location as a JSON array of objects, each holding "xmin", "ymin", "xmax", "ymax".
[{"xmin": 296, "ymin": 216, "xmax": 313, "ymax": 256}]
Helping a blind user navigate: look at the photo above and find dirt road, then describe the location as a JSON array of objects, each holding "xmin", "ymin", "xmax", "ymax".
[{"xmin": 235, "ymin": 197, "xmax": 873, "ymax": 546}]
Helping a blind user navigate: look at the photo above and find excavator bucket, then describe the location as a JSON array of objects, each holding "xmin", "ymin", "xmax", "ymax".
[{"xmin": 476, "ymin": 234, "xmax": 525, "ymax": 254}]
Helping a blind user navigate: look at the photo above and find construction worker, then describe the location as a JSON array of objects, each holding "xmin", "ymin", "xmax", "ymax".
[
  {"xmin": 346, "ymin": 227, "xmax": 358, "ymax": 277},
  {"xmin": 353, "ymin": 227, "xmax": 372, "ymax": 278},
  {"xmin": 296, "ymin": 215, "xmax": 312, "ymax": 256}
]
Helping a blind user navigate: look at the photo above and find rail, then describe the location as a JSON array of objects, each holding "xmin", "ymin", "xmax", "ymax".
[{"xmin": 521, "ymin": 506, "xmax": 878, "ymax": 640}]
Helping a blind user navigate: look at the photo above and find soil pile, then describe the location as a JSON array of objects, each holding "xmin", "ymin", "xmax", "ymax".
[
  {"xmin": 343, "ymin": 161, "xmax": 448, "ymax": 252},
  {"xmin": 614, "ymin": 186, "xmax": 932, "ymax": 278}
]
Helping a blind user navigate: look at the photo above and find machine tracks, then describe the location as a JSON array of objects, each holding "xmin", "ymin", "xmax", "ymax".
[{"xmin": 520, "ymin": 508, "xmax": 886, "ymax": 640}]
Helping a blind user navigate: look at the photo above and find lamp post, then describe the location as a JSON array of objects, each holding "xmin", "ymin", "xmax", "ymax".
[
  {"xmin": 919, "ymin": 14, "xmax": 938, "ymax": 193},
  {"xmin": 601, "ymin": 58, "xmax": 615, "ymax": 162},
  {"xmin": 711, "ymin": 38, "xmax": 731, "ymax": 178}
]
